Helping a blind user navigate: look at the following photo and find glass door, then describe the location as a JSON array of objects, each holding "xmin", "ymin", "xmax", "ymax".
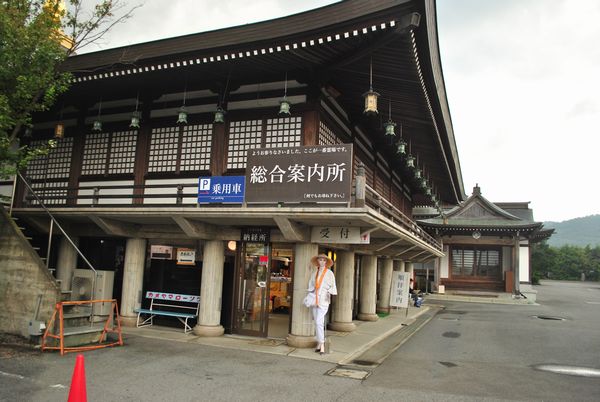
[{"xmin": 233, "ymin": 242, "xmax": 270, "ymax": 336}]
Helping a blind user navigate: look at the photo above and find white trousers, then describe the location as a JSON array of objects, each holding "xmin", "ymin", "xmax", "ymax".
[{"xmin": 311, "ymin": 304, "xmax": 329, "ymax": 344}]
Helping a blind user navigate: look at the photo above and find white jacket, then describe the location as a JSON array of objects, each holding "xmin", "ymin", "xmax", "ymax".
[{"xmin": 307, "ymin": 267, "xmax": 337, "ymax": 307}]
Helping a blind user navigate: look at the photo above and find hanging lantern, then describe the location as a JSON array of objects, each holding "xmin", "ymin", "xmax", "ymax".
[
  {"xmin": 54, "ymin": 122, "xmax": 64, "ymax": 139},
  {"xmin": 177, "ymin": 106, "xmax": 188, "ymax": 124},
  {"xmin": 129, "ymin": 111, "xmax": 141, "ymax": 129},
  {"xmin": 92, "ymin": 119, "xmax": 102, "ymax": 132},
  {"xmin": 396, "ymin": 139, "xmax": 406, "ymax": 155},
  {"xmin": 214, "ymin": 106, "xmax": 226, "ymax": 123},
  {"xmin": 420, "ymin": 178, "xmax": 427, "ymax": 189},
  {"xmin": 384, "ymin": 99, "xmax": 396, "ymax": 136},
  {"xmin": 24, "ymin": 127, "xmax": 33, "ymax": 138},
  {"xmin": 425, "ymin": 186, "xmax": 432, "ymax": 196},
  {"xmin": 279, "ymin": 97, "xmax": 291, "ymax": 115},
  {"xmin": 406, "ymin": 154, "xmax": 415, "ymax": 168},
  {"xmin": 414, "ymin": 167, "xmax": 422, "ymax": 179},
  {"xmin": 363, "ymin": 57, "xmax": 379, "ymax": 114}
]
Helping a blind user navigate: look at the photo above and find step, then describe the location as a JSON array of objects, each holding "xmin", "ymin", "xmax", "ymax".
[{"xmin": 63, "ymin": 325, "xmax": 107, "ymax": 336}]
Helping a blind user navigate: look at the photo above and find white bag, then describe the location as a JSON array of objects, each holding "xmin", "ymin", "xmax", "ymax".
[{"xmin": 303, "ymin": 292, "xmax": 316, "ymax": 308}]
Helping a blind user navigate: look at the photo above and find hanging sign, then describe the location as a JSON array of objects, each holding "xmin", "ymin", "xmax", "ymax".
[
  {"xmin": 241, "ymin": 227, "xmax": 270, "ymax": 243},
  {"xmin": 311, "ymin": 226, "xmax": 369, "ymax": 244},
  {"xmin": 177, "ymin": 248, "xmax": 196, "ymax": 265}
]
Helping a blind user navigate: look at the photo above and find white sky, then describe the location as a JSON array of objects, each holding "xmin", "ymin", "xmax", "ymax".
[{"xmin": 77, "ymin": 0, "xmax": 600, "ymax": 223}]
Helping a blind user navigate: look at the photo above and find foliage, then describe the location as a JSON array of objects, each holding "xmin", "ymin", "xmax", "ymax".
[
  {"xmin": 544, "ymin": 215, "xmax": 600, "ymax": 247},
  {"xmin": 0, "ymin": 0, "xmax": 138, "ymax": 179},
  {"xmin": 532, "ymin": 242, "xmax": 600, "ymax": 282}
]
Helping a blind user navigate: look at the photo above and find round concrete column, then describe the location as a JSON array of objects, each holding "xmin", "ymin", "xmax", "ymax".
[
  {"xmin": 358, "ymin": 255, "xmax": 378, "ymax": 321},
  {"xmin": 56, "ymin": 236, "xmax": 78, "ymax": 292},
  {"xmin": 287, "ymin": 243, "xmax": 318, "ymax": 348},
  {"xmin": 406, "ymin": 262, "xmax": 414, "ymax": 278},
  {"xmin": 120, "ymin": 238, "xmax": 147, "ymax": 326},
  {"xmin": 376, "ymin": 258, "xmax": 393, "ymax": 313},
  {"xmin": 329, "ymin": 250, "xmax": 356, "ymax": 332},
  {"xmin": 194, "ymin": 240, "xmax": 225, "ymax": 337},
  {"xmin": 394, "ymin": 260, "xmax": 405, "ymax": 272}
]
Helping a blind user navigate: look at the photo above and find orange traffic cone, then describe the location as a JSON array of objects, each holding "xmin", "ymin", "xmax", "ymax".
[{"xmin": 67, "ymin": 354, "xmax": 87, "ymax": 402}]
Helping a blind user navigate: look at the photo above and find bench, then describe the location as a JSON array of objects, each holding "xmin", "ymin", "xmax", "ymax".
[{"xmin": 134, "ymin": 291, "xmax": 200, "ymax": 333}]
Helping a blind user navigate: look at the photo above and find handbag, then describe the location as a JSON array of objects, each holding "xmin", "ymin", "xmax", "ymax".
[{"xmin": 303, "ymin": 291, "xmax": 316, "ymax": 308}]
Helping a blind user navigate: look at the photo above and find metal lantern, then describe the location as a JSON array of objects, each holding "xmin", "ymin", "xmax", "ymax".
[
  {"xmin": 396, "ymin": 139, "xmax": 406, "ymax": 155},
  {"xmin": 214, "ymin": 106, "xmax": 226, "ymax": 123},
  {"xmin": 54, "ymin": 122, "xmax": 64, "ymax": 139},
  {"xmin": 129, "ymin": 111, "xmax": 141, "ymax": 129},
  {"xmin": 414, "ymin": 167, "xmax": 422, "ymax": 179},
  {"xmin": 406, "ymin": 154, "xmax": 415, "ymax": 168},
  {"xmin": 92, "ymin": 119, "xmax": 102, "ymax": 132},
  {"xmin": 177, "ymin": 106, "xmax": 188, "ymax": 124},
  {"xmin": 384, "ymin": 119, "xmax": 396, "ymax": 136},
  {"xmin": 279, "ymin": 97, "xmax": 291, "ymax": 115},
  {"xmin": 425, "ymin": 186, "xmax": 432, "ymax": 196},
  {"xmin": 363, "ymin": 89, "xmax": 380, "ymax": 114},
  {"xmin": 24, "ymin": 127, "xmax": 33, "ymax": 138},
  {"xmin": 420, "ymin": 177, "xmax": 427, "ymax": 188}
]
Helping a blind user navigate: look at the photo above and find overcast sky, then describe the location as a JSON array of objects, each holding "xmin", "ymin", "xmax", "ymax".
[{"xmin": 76, "ymin": 0, "xmax": 600, "ymax": 223}]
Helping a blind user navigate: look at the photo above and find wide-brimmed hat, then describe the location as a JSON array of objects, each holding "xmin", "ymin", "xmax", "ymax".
[{"xmin": 311, "ymin": 254, "xmax": 334, "ymax": 268}]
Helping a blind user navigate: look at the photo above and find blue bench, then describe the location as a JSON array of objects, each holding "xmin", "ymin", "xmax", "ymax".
[{"xmin": 134, "ymin": 291, "xmax": 200, "ymax": 333}]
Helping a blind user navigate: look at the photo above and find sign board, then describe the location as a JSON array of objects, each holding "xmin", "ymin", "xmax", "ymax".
[
  {"xmin": 245, "ymin": 145, "xmax": 352, "ymax": 203},
  {"xmin": 389, "ymin": 271, "xmax": 411, "ymax": 308},
  {"xmin": 198, "ymin": 176, "xmax": 245, "ymax": 203},
  {"xmin": 311, "ymin": 226, "xmax": 370, "ymax": 244},
  {"xmin": 150, "ymin": 245, "xmax": 173, "ymax": 260},
  {"xmin": 176, "ymin": 248, "xmax": 196, "ymax": 265},
  {"xmin": 241, "ymin": 227, "xmax": 270, "ymax": 243}
]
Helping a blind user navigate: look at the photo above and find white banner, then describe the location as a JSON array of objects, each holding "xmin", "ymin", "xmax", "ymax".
[{"xmin": 389, "ymin": 272, "xmax": 410, "ymax": 308}]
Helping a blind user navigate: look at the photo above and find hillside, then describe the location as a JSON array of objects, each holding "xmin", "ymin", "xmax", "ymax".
[{"xmin": 544, "ymin": 215, "xmax": 600, "ymax": 247}]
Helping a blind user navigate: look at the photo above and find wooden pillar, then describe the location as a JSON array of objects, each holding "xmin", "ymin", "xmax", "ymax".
[
  {"xmin": 132, "ymin": 95, "xmax": 153, "ymax": 205},
  {"xmin": 514, "ymin": 232, "xmax": 520, "ymax": 294},
  {"xmin": 358, "ymin": 255, "xmax": 378, "ymax": 321},
  {"xmin": 329, "ymin": 250, "xmax": 356, "ymax": 332},
  {"xmin": 194, "ymin": 240, "xmax": 225, "ymax": 336},
  {"xmin": 287, "ymin": 243, "xmax": 318, "ymax": 348}
]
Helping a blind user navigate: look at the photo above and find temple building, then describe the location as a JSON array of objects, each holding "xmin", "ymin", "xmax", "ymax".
[{"xmin": 1, "ymin": 0, "xmax": 545, "ymax": 343}]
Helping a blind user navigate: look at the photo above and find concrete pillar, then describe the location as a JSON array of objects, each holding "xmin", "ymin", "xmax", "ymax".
[
  {"xmin": 358, "ymin": 255, "xmax": 378, "ymax": 321},
  {"xmin": 120, "ymin": 238, "xmax": 147, "ymax": 326},
  {"xmin": 394, "ymin": 260, "xmax": 405, "ymax": 272},
  {"xmin": 56, "ymin": 236, "xmax": 78, "ymax": 292},
  {"xmin": 194, "ymin": 240, "xmax": 225, "ymax": 336},
  {"xmin": 329, "ymin": 250, "xmax": 356, "ymax": 332},
  {"xmin": 406, "ymin": 262, "xmax": 414, "ymax": 278},
  {"xmin": 287, "ymin": 243, "xmax": 318, "ymax": 348},
  {"xmin": 376, "ymin": 258, "xmax": 393, "ymax": 313}
]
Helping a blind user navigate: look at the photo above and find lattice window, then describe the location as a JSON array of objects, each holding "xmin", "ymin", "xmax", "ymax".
[
  {"xmin": 265, "ymin": 116, "xmax": 302, "ymax": 148},
  {"xmin": 108, "ymin": 131, "xmax": 137, "ymax": 174},
  {"xmin": 27, "ymin": 138, "xmax": 73, "ymax": 180},
  {"xmin": 30, "ymin": 181, "xmax": 68, "ymax": 205},
  {"xmin": 148, "ymin": 127, "xmax": 179, "ymax": 172},
  {"xmin": 82, "ymin": 132, "xmax": 109, "ymax": 175},
  {"xmin": 227, "ymin": 120, "xmax": 262, "ymax": 169},
  {"xmin": 318, "ymin": 121, "xmax": 342, "ymax": 145},
  {"xmin": 181, "ymin": 124, "xmax": 212, "ymax": 171}
]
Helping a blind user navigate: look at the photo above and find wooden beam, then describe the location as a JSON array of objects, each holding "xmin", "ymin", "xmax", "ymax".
[
  {"xmin": 376, "ymin": 238, "xmax": 402, "ymax": 252},
  {"xmin": 394, "ymin": 245, "xmax": 417, "ymax": 257},
  {"xmin": 90, "ymin": 216, "xmax": 138, "ymax": 237},
  {"xmin": 273, "ymin": 216, "xmax": 309, "ymax": 242},
  {"xmin": 173, "ymin": 216, "xmax": 217, "ymax": 239}
]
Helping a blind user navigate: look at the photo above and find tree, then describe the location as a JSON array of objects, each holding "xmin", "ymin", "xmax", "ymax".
[{"xmin": 0, "ymin": 0, "xmax": 139, "ymax": 179}]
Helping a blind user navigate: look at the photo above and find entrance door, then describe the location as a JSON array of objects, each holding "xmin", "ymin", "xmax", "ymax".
[{"xmin": 233, "ymin": 242, "xmax": 270, "ymax": 336}]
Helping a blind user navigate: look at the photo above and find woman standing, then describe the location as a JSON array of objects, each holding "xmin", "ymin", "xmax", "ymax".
[{"xmin": 307, "ymin": 254, "xmax": 337, "ymax": 355}]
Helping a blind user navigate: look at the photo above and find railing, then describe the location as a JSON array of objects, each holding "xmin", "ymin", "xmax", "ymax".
[{"xmin": 15, "ymin": 172, "xmax": 99, "ymax": 309}]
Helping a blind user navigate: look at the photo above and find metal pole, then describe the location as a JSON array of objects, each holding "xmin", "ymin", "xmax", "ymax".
[
  {"xmin": 8, "ymin": 174, "xmax": 17, "ymax": 216},
  {"xmin": 46, "ymin": 219, "xmax": 54, "ymax": 269}
]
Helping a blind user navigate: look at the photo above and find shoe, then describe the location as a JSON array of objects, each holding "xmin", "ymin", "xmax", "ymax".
[
  {"xmin": 320, "ymin": 351, "xmax": 325, "ymax": 355},
  {"xmin": 315, "ymin": 349, "xmax": 321, "ymax": 353}
]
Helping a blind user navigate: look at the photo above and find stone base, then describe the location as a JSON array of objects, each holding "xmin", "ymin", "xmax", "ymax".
[
  {"xmin": 328, "ymin": 321, "xmax": 356, "ymax": 332},
  {"xmin": 193, "ymin": 324, "xmax": 225, "ymax": 337},
  {"xmin": 286, "ymin": 334, "xmax": 317, "ymax": 348},
  {"xmin": 376, "ymin": 307, "xmax": 390, "ymax": 314},
  {"xmin": 120, "ymin": 316, "xmax": 138, "ymax": 327},
  {"xmin": 357, "ymin": 313, "xmax": 379, "ymax": 322}
]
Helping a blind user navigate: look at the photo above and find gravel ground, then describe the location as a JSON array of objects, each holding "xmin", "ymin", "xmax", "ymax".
[{"xmin": 0, "ymin": 333, "xmax": 41, "ymax": 359}]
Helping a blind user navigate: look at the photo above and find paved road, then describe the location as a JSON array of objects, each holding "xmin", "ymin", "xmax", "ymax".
[{"xmin": 1, "ymin": 280, "xmax": 599, "ymax": 401}]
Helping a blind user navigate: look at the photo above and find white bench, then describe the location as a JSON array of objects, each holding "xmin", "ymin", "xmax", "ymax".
[{"xmin": 134, "ymin": 291, "xmax": 200, "ymax": 333}]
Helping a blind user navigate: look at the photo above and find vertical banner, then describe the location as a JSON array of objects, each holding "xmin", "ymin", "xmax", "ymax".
[{"xmin": 389, "ymin": 271, "xmax": 410, "ymax": 308}]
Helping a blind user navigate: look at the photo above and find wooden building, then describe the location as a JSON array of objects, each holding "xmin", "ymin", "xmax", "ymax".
[
  {"xmin": 3, "ymin": 0, "xmax": 466, "ymax": 343},
  {"xmin": 416, "ymin": 185, "xmax": 553, "ymax": 301}
]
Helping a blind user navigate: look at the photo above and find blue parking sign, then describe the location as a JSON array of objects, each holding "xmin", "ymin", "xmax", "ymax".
[{"xmin": 198, "ymin": 176, "xmax": 245, "ymax": 203}]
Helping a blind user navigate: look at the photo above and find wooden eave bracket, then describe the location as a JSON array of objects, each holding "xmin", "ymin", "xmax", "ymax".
[{"xmin": 274, "ymin": 216, "xmax": 310, "ymax": 242}]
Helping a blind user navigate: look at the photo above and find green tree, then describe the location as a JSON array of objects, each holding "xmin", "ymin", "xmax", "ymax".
[{"xmin": 0, "ymin": 0, "xmax": 138, "ymax": 179}]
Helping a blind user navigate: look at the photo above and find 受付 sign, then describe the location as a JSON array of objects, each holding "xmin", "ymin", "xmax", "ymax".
[
  {"xmin": 245, "ymin": 145, "xmax": 353, "ymax": 203},
  {"xmin": 310, "ymin": 226, "xmax": 370, "ymax": 244}
]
